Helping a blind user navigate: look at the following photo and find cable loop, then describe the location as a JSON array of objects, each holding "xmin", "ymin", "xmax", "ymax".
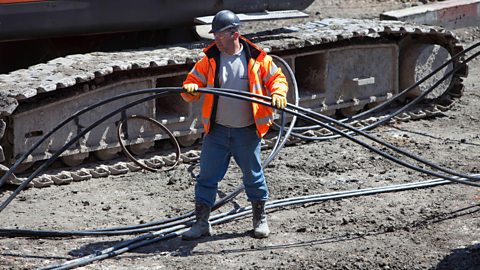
[{"xmin": 117, "ymin": 115, "xmax": 181, "ymax": 172}]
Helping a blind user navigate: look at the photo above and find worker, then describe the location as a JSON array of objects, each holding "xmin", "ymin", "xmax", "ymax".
[{"xmin": 180, "ymin": 10, "xmax": 288, "ymax": 240}]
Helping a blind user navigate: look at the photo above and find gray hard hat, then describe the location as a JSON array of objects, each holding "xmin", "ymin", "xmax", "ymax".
[{"xmin": 209, "ymin": 10, "xmax": 241, "ymax": 34}]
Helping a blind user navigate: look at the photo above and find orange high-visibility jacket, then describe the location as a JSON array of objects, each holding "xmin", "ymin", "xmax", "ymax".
[{"xmin": 181, "ymin": 36, "xmax": 288, "ymax": 138}]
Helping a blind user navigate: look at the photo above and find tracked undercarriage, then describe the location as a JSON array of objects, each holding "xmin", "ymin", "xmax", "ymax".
[{"xmin": 0, "ymin": 18, "xmax": 468, "ymax": 187}]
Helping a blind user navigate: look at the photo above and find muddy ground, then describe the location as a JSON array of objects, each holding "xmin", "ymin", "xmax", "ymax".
[{"xmin": 1, "ymin": 0, "xmax": 480, "ymax": 269}]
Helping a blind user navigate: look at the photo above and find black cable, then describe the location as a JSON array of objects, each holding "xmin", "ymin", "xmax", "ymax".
[
  {"xmin": 117, "ymin": 115, "xmax": 181, "ymax": 172},
  {"xmin": 0, "ymin": 55, "xmax": 301, "ymax": 236},
  {"xmin": 263, "ymin": 54, "xmax": 300, "ymax": 165},
  {"xmin": 22, "ymin": 41, "xmax": 480, "ymax": 270},
  {"xmin": 1, "ymin": 46, "xmax": 474, "ymax": 236},
  {"xmin": 1, "ymin": 53, "xmax": 479, "ymax": 235},
  {"xmin": 0, "ymin": 94, "xmax": 292, "ymax": 235},
  {"xmin": 10, "ymin": 79, "xmax": 480, "ymax": 266}
]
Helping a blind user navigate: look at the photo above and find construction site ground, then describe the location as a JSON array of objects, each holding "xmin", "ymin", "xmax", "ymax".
[{"xmin": 1, "ymin": 0, "xmax": 480, "ymax": 269}]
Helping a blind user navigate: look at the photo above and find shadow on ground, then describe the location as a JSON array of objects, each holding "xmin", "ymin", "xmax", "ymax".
[{"xmin": 434, "ymin": 243, "xmax": 480, "ymax": 270}]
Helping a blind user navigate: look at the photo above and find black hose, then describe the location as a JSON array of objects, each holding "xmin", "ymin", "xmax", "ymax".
[
  {"xmin": 0, "ymin": 62, "xmax": 297, "ymax": 214},
  {"xmin": 0, "ymin": 55, "xmax": 300, "ymax": 236},
  {"xmin": 6, "ymin": 82, "xmax": 480, "ymax": 267},
  {"xmin": 1, "ymin": 42, "xmax": 473, "ymax": 210},
  {"xmin": 0, "ymin": 102, "xmax": 292, "ymax": 236},
  {"xmin": 1, "ymin": 53, "xmax": 479, "ymax": 233},
  {"xmin": 22, "ymin": 41, "xmax": 480, "ymax": 270},
  {"xmin": 0, "ymin": 46, "xmax": 478, "ymax": 252},
  {"xmin": 117, "ymin": 115, "xmax": 181, "ymax": 172},
  {"xmin": 264, "ymin": 54, "xmax": 300, "ymax": 165},
  {"xmin": 4, "ymin": 72, "xmax": 480, "ymax": 237}
]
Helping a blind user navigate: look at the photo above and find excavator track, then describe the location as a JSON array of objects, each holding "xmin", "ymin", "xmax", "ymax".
[
  {"xmin": 3, "ymin": 108, "xmax": 454, "ymax": 189},
  {"xmin": 0, "ymin": 18, "xmax": 468, "ymax": 187}
]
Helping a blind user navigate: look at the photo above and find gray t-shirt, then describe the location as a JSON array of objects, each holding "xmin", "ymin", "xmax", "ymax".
[{"xmin": 215, "ymin": 45, "xmax": 254, "ymax": 127}]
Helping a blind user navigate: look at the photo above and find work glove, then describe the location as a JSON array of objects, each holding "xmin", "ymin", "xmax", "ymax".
[
  {"xmin": 183, "ymin": 83, "xmax": 199, "ymax": 96},
  {"xmin": 271, "ymin": 93, "xmax": 287, "ymax": 109}
]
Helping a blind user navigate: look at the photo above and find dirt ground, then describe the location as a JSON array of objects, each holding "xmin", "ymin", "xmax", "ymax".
[{"xmin": 1, "ymin": 0, "xmax": 480, "ymax": 269}]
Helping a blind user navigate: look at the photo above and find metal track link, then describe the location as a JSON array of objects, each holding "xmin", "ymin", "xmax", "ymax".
[{"xmin": 7, "ymin": 150, "xmax": 201, "ymax": 188}]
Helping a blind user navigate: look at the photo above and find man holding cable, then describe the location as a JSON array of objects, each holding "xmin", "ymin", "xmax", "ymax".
[{"xmin": 180, "ymin": 10, "xmax": 288, "ymax": 240}]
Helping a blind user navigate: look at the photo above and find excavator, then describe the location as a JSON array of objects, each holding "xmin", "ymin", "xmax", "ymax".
[{"xmin": 0, "ymin": 0, "xmax": 467, "ymax": 185}]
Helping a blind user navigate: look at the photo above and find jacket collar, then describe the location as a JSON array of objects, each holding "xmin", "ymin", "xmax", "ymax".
[{"xmin": 203, "ymin": 36, "xmax": 266, "ymax": 61}]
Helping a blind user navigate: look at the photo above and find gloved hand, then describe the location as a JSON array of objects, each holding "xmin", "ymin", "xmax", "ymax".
[
  {"xmin": 271, "ymin": 93, "xmax": 287, "ymax": 109},
  {"xmin": 183, "ymin": 83, "xmax": 199, "ymax": 96}
]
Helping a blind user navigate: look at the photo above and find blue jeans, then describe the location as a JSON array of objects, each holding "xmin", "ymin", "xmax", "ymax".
[{"xmin": 195, "ymin": 124, "xmax": 269, "ymax": 207}]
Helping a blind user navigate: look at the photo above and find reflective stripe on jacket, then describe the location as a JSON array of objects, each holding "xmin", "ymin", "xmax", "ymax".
[{"xmin": 181, "ymin": 36, "xmax": 288, "ymax": 138}]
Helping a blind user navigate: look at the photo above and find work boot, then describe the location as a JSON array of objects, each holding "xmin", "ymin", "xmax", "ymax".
[
  {"xmin": 182, "ymin": 202, "xmax": 212, "ymax": 240},
  {"xmin": 252, "ymin": 201, "xmax": 269, "ymax": 238}
]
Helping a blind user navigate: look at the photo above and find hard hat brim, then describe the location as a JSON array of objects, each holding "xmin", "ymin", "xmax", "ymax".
[{"xmin": 209, "ymin": 24, "xmax": 239, "ymax": 34}]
